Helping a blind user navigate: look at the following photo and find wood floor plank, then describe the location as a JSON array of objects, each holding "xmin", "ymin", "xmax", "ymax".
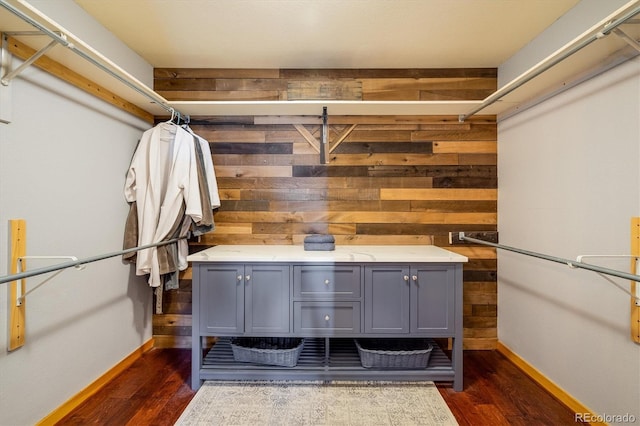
[{"xmin": 55, "ymin": 348, "xmax": 583, "ymax": 425}]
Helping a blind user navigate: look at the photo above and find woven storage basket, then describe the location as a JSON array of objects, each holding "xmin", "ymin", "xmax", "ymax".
[
  {"xmin": 355, "ymin": 339, "xmax": 433, "ymax": 369},
  {"xmin": 230, "ymin": 338, "xmax": 304, "ymax": 367}
]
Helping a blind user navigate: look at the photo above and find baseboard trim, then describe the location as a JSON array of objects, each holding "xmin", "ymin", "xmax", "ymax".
[
  {"xmin": 37, "ymin": 338, "xmax": 155, "ymax": 425},
  {"xmin": 496, "ymin": 341, "xmax": 605, "ymax": 426}
]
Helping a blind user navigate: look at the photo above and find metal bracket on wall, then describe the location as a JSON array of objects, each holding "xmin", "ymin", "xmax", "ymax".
[
  {"xmin": 0, "ymin": 31, "xmax": 64, "ymax": 86},
  {"xmin": 453, "ymin": 224, "xmax": 640, "ymax": 344},
  {"xmin": 6, "ymin": 219, "xmax": 86, "ymax": 351},
  {"xmin": 612, "ymin": 27, "xmax": 640, "ymax": 53},
  {"xmin": 320, "ymin": 106, "xmax": 328, "ymax": 164},
  {"xmin": 0, "ymin": 33, "xmax": 11, "ymax": 123},
  {"xmin": 15, "ymin": 255, "xmax": 84, "ymax": 306}
]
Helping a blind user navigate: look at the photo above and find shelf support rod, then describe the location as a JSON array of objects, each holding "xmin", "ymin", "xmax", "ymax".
[
  {"xmin": 0, "ymin": 0, "xmax": 183, "ymax": 118},
  {"xmin": 458, "ymin": 3, "xmax": 640, "ymax": 122},
  {"xmin": 458, "ymin": 232, "xmax": 640, "ymax": 286},
  {"xmin": 0, "ymin": 236, "xmax": 187, "ymax": 285}
]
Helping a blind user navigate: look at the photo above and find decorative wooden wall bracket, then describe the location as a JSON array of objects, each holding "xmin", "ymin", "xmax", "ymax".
[
  {"xmin": 9, "ymin": 219, "xmax": 26, "ymax": 351},
  {"xmin": 293, "ymin": 116, "xmax": 358, "ymax": 165},
  {"xmin": 631, "ymin": 217, "xmax": 640, "ymax": 344}
]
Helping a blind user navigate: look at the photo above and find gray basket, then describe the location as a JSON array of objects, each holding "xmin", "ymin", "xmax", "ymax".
[
  {"xmin": 230, "ymin": 338, "xmax": 304, "ymax": 367},
  {"xmin": 355, "ymin": 339, "xmax": 433, "ymax": 369}
]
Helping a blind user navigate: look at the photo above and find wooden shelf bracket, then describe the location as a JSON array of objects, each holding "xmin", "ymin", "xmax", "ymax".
[{"xmin": 292, "ymin": 107, "xmax": 358, "ymax": 164}]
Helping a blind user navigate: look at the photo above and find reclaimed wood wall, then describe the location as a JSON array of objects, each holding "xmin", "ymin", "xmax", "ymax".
[{"xmin": 153, "ymin": 69, "xmax": 498, "ymax": 350}]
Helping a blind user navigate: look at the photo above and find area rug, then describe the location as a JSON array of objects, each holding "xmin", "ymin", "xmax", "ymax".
[{"xmin": 175, "ymin": 381, "xmax": 459, "ymax": 425}]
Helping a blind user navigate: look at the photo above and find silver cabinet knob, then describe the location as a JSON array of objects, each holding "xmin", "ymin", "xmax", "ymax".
[
  {"xmin": 245, "ymin": 275, "xmax": 251, "ymax": 281},
  {"xmin": 324, "ymin": 315, "xmax": 330, "ymax": 321},
  {"xmin": 324, "ymin": 279, "xmax": 330, "ymax": 285},
  {"xmin": 403, "ymin": 275, "xmax": 410, "ymax": 281},
  {"xmin": 237, "ymin": 275, "xmax": 243, "ymax": 281},
  {"xmin": 412, "ymin": 275, "xmax": 418, "ymax": 281}
]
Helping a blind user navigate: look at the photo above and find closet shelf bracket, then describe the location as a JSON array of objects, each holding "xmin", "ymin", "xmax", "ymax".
[
  {"xmin": 573, "ymin": 254, "xmax": 640, "ymax": 307},
  {"xmin": 1, "ymin": 32, "xmax": 65, "ymax": 86},
  {"xmin": 15, "ymin": 255, "xmax": 84, "ymax": 306},
  {"xmin": 612, "ymin": 27, "xmax": 640, "ymax": 53},
  {"xmin": 458, "ymin": 2, "xmax": 640, "ymax": 122},
  {"xmin": 0, "ymin": 0, "xmax": 186, "ymax": 119}
]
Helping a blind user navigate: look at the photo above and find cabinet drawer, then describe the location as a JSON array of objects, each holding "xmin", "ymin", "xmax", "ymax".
[
  {"xmin": 294, "ymin": 302, "xmax": 361, "ymax": 335},
  {"xmin": 294, "ymin": 265, "xmax": 361, "ymax": 300}
]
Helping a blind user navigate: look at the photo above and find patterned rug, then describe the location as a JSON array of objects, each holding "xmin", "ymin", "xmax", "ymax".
[{"xmin": 175, "ymin": 381, "xmax": 459, "ymax": 425}]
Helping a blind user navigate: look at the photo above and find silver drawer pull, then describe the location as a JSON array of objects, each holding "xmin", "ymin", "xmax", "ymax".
[
  {"xmin": 412, "ymin": 275, "xmax": 418, "ymax": 281},
  {"xmin": 324, "ymin": 315, "xmax": 330, "ymax": 321},
  {"xmin": 245, "ymin": 275, "xmax": 251, "ymax": 281},
  {"xmin": 403, "ymin": 275, "xmax": 410, "ymax": 281},
  {"xmin": 237, "ymin": 275, "xmax": 243, "ymax": 281},
  {"xmin": 324, "ymin": 279, "xmax": 330, "ymax": 285}
]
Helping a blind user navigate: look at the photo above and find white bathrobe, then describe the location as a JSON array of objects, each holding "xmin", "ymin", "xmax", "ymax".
[
  {"xmin": 124, "ymin": 122, "xmax": 204, "ymax": 287},
  {"xmin": 186, "ymin": 126, "xmax": 221, "ymax": 210}
]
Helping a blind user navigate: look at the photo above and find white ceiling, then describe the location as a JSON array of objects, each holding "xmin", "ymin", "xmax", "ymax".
[{"xmin": 72, "ymin": 0, "xmax": 580, "ymax": 69}]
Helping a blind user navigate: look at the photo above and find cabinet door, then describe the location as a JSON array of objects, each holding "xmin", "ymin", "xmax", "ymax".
[
  {"xmin": 199, "ymin": 264, "xmax": 244, "ymax": 335},
  {"xmin": 410, "ymin": 265, "xmax": 455, "ymax": 334},
  {"xmin": 245, "ymin": 264, "xmax": 291, "ymax": 334},
  {"xmin": 364, "ymin": 265, "xmax": 410, "ymax": 334}
]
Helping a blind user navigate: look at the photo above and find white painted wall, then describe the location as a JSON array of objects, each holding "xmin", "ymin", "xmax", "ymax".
[
  {"xmin": 498, "ymin": 2, "xmax": 640, "ymax": 423},
  {"xmin": 0, "ymin": 2, "xmax": 155, "ymax": 424},
  {"xmin": 498, "ymin": 51, "xmax": 640, "ymax": 425}
]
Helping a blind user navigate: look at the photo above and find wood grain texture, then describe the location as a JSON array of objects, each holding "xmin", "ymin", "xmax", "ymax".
[
  {"xmin": 9, "ymin": 219, "xmax": 26, "ymax": 351},
  {"xmin": 631, "ymin": 217, "xmax": 640, "ymax": 343},
  {"xmin": 39, "ymin": 339, "xmax": 155, "ymax": 425},
  {"xmin": 152, "ymin": 69, "xmax": 498, "ymax": 350},
  {"xmin": 155, "ymin": 67, "xmax": 496, "ymax": 101},
  {"xmin": 56, "ymin": 348, "xmax": 584, "ymax": 426}
]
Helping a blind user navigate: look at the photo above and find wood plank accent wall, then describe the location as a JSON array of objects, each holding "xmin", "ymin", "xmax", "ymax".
[
  {"xmin": 154, "ymin": 68, "xmax": 496, "ymax": 101},
  {"xmin": 153, "ymin": 69, "xmax": 498, "ymax": 350}
]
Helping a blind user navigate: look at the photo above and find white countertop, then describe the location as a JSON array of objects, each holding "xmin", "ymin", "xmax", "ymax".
[{"xmin": 187, "ymin": 245, "xmax": 468, "ymax": 263}]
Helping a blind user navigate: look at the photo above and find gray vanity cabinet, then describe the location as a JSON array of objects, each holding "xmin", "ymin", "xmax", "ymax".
[
  {"xmin": 196, "ymin": 263, "xmax": 290, "ymax": 336},
  {"xmin": 189, "ymin": 245, "xmax": 467, "ymax": 392}
]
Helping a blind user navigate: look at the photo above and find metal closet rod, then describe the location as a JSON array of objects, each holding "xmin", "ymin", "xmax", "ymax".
[
  {"xmin": 0, "ymin": 237, "xmax": 187, "ymax": 285},
  {"xmin": 0, "ymin": 0, "xmax": 184, "ymax": 119},
  {"xmin": 459, "ymin": 233, "xmax": 640, "ymax": 283},
  {"xmin": 459, "ymin": 3, "xmax": 640, "ymax": 122}
]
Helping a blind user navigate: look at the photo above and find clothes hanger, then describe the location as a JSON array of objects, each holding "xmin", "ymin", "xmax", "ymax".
[{"xmin": 165, "ymin": 108, "xmax": 177, "ymax": 125}]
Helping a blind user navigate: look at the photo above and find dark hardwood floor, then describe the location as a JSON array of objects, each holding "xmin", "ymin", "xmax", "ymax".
[{"xmin": 57, "ymin": 348, "xmax": 581, "ymax": 425}]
